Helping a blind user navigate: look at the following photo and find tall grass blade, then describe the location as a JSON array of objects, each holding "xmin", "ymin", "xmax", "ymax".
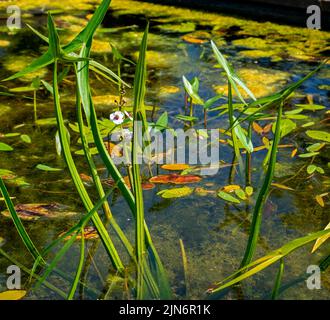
[
  {"xmin": 271, "ymin": 258, "xmax": 284, "ymax": 300},
  {"xmin": 240, "ymin": 103, "xmax": 283, "ymax": 268},
  {"xmin": 0, "ymin": 179, "xmax": 41, "ymax": 260},
  {"xmin": 52, "ymin": 60, "xmax": 124, "ymax": 273}
]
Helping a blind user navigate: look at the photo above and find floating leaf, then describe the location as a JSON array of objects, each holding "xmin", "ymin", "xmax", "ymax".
[
  {"xmin": 316, "ymin": 167, "xmax": 325, "ymax": 174},
  {"xmin": 298, "ymin": 152, "xmax": 319, "ymax": 158},
  {"xmin": 306, "ymin": 130, "xmax": 330, "ymax": 143},
  {"xmin": 217, "ymin": 191, "xmax": 240, "ymax": 204},
  {"xmin": 301, "ymin": 122, "xmax": 315, "ymax": 128},
  {"xmin": 1, "ymin": 203, "xmax": 77, "ymax": 221},
  {"xmin": 296, "ymin": 104, "xmax": 326, "ymax": 111},
  {"xmin": 285, "ymin": 114, "xmax": 308, "ymax": 120},
  {"xmin": 306, "ymin": 143, "xmax": 325, "ymax": 152},
  {"xmin": 272, "ymin": 118, "xmax": 296, "ymax": 138},
  {"xmin": 161, "ymin": 164, "xmax": 190, "ymax": 171},
  {"xmin": 20, "ymin": 134, "xmax": 31, "ymax": 144},
  {"xmin": 252, "ymin": 122, "xmax": 263, "ymax": 134},
  {"xmin": 4, "ymin": 133, "xmax": 20, "ymax": 138},
  {"xmin": 0, "ymin": 142, "xmax": 13, "ymax": 151},
  {"xmin": 222, "ymin": 185, "xmax": 241, "ymax": 193},
  {"xmin": 104, "ymin": 142, "xmax": 123, "ymax": 157},
  {"xmin": 157, "ymin": 186, "xmax": 193, "ymax": 199},
  {"xmin": 59, "ymin": 226, "xmax": 99, "ymax": 241},
  {"xmin": 245, "ymin": 186, "xmax": 254, "ymax": 196},
  {"xmin": 235, "ymin": 188, "xmax": 247, "ymax": 200},
  {"xmin": 307, "ymin": 165, "xmax": 317, "ymax": 174},
  {"xmin": 36, "ymin": 164, "xmax": 62, "ymax": 172},
  {"xmin": 79, "ymin": 173, "xmax": 93, "ymax": 183},
  {"xmin": 312, "ymin": 222, "xmax": 330, "ymax": 253},
  {"xmin": 150, "ymin": 174, "xmax": 202, "ymax": 185},
  {"xmin": 35, "ymin": 117, "xmax": 57, "ymax": 126},
  {"xmin": 0, "ymin": 290, "xmax": 27, "ymax": 300},
  {"xmin": 194, "ymin": 187, "xmax": 216, "ymax": 196}
]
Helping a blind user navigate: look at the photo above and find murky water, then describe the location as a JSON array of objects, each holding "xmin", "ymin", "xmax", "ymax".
[{"xmin": 0, "ymin": 0, "xmax": 329, "ymax": 299}]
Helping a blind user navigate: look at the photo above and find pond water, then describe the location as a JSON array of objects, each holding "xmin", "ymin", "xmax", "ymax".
[{"xmin": 0, "ymin": 0, "xmax": 329, "ymax": 299}]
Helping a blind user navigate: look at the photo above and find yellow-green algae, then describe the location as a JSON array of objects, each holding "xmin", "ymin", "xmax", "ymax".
[
  {"xmin": 2, "ymin": 54, "xmax": 48, "ymax": 82},
  {"xmin": 214, "ymin": 67, "xmax": 290, "ymax": 98}
]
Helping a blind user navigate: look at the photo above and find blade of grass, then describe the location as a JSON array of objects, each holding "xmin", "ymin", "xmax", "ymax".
[
  {"xmin": 0, "ymin": 178, "xmax": 41, "ymax": 261},
  {"xmin": 67, "ymin": 229, "xmax": 85, "ymax": 300},
  {"xmin": 240, "ymin": 102, "xmax": 283, "ymax": 268},
  {"xmin": 52, "ymin": 60, "xmax": 124, "ymax": 273},
  {"xmin": 271, "ymin": 258, "xmax": 284, "ymax": 300}
]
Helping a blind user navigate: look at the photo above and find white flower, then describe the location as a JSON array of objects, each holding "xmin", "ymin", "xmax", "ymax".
[{"xmin": 110, "ymin": 111, "xmax": 125, "ymax": 125}]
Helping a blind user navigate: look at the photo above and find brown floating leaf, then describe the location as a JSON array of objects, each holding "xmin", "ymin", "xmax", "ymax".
[
  {"xmin": 253, "ymin": 122, "xmax": 273, "ymax": 135},
  {"xmin": 103, "ymin": 176, "xmax": 154, "ymax": 191},
  {"xmin": 263, "ymin": 123, "xmax": 273, "ymax": 133},
  {"xmin": 150, "ymin": 174, "xmax": 202, "ymax": 185},
  {"xmin": 59, "ymin": 226, "xmax": 99, "ymax": 241},
  {"xmin": 1, "ymin": 203, "xmax": 76, "ymax": 221},
  {"xmin": 141, "ymin": 182, "xmax": 156, "ymax": 190},
  {"xmin": 252, "ymin": 122, "xmax": 264, "ymax": 135},
  {"xmin": 161, "ymin": 164, "xmax": 190, "ymax": 171},
  {"xmin": 104, "ymin": 142, "xmax": 123, "ymax": 157},
  {"xmin": 181, "ymin": 34, "xmax": 207, "ymax": 44},
  {"xmin": 79, "ymin": 173, "xmax": 93, "ymax": 183}
]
